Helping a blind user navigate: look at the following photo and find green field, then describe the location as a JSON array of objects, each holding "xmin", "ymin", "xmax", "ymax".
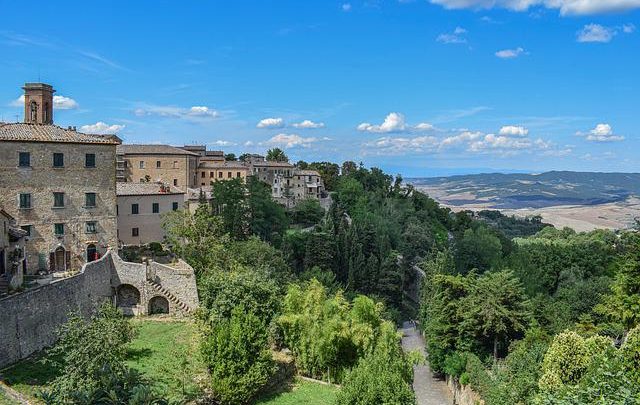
[
  {"xmin": 0, "ymin": 318, "xmax": 205, "ymax": 403},
  {"xmin": 257, "ymin": 379, "xmax": 338, "ymax": 405}
]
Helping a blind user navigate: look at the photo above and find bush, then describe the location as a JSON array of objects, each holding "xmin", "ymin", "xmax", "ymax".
[
  {"xmin": 201, "ymin": 306, "xmax": 276, "ymax": 404},
  {"xmin": 443, "ymin": 352, "xmax": 467, "ymax": 378}
]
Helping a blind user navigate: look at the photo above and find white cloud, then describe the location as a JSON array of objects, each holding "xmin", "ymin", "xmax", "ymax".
[
  {"xmin": 578, "ymin": 123, "xmax": 625, "ymax": 142},
  {"xmin": 134, "ymin": 104, "xmax": 219, "ymax": 119},
  {"xmin": 342, "ymin": 3, "xmax": 352, "ymax": 11},
  {"xmin": 439, "ymin": 131, "xmax": 483, "ymax": 148},
  {"xmin": 364, "ymin": 136, "xmax": 440, "ymax": 155},
  {"xmin": 429, "ymin": 0, "xmax": 640, "ymax": 16},
  {"xmin": 577, "ymin": 24, "xmax": 616, "ymax": 43},
  {"xmin": 292, "ymin": 119, "xmax": 325, "ymax": 129},
  {"xmin": 80, "ymin": 121, "xmax": 125, "ymax": 134},
  {"xmin": 264, "ymin": 133, "xmax": 320, "ymax": 148},
  {"xmin": 208, "ymin": 140, "xmax": 236, "ymax": 147},
  {"xmin": 499, "ymin": 125, "xmax": 529, "ymax": 136},
  {"xmin": 495, "ymin": 47, "xmax": 526, "ymax": 58},
  {"xmin": 256, "ymin": 117, "xmax": 285, "ymax": 129},
  {"xmin": 9, "ymin": 94, "xmax": 79, "ymax": 109},
  {"xmin": 358, "ymin": 112, "xmax": 407, "ymax": 133},
  {"xmin": 415, "ymin": 122, "xmax": 435, "ymax": 131},
  {"xmin": 437, "ymin": 27, "xmax": 468, "ymax": 44},
  {"xmin": 623, "ymin": 23, "xmax": 636, "ymax": 33}
]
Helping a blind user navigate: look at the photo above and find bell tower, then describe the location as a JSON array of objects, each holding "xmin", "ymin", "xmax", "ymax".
[{"xmin": 23, "ymin": 83, "xmax": 55, "ymax": 125}]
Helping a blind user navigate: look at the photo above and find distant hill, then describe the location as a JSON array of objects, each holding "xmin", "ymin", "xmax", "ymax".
[{"xmin": 409, "ymin": 171, "xmax": 640, "ymax": 209}]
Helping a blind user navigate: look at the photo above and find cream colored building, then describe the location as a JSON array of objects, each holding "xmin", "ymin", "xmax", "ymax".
[
  {"xmin": 116, "ymin": 182, "xmax": 185, "ymax": 246},
  {"xmin": 117, "ymin": 144, "xmax": 199, "ymax": 190},
  {"xmin": 0, "ymin": 82, "xmax": 120, "ymax": 274},
  {"xmin": 196, "ymin": 161, "xmax": 249, "ymax": 186}
]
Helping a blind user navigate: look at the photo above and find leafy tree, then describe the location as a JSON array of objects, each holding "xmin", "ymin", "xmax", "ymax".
[
  {"xmin": 336, "ymin": 322, "xmax": 416, "ymax": 405},
  {"xmin": 266, "ymin": 148, "xmax": 288, "ymax": 162},
  {"xmin": 247, "ymin": 176, "xmax": 289, "ymax": 243},
  {"xmin": 211, "ymin": 178, "xmax": 250, "ymax": 240},
  {"xmin": 308, "ymin": 161, "xmax": 340, "ymax": 191},
  {"xmin": 296, "ymin": 160, "xmax": 309, "ymax": 169},
  {"xmin": 201, "ymin": 306, "xmax": 276, "ymax": 405},
  {"xmin": 454, "ymin": 225, "xmax": 503, "ymax": 274},
  {"xmin": 341, "ymin": 161, "xmax": 357, "ymax": 177},
  {"xmin": 43, "ymin": 303, "xmax": 144, "ymax": 402},
  {"xmin": 224, "ymin": 153, "xmax": 237, "ymax": 161},
  {"xmin": 292, "ymin": 198, "xmax": 325, "ymax": 227}
]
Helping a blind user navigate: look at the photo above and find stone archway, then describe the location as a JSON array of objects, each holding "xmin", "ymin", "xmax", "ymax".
[
  {"xmin": 116, "ymin": 284, "xmax": 141, "ymax": 307},
  {"xmin": 53, "ymin": 246, "xmax": 66, "ymax": 272},
  {"xmin": 87, "ymin": 244, "xmax": 97, "ymax": 262},
  {"xmin": 148, "ymin": 296, "xmax": 169, "ymax": 315}
]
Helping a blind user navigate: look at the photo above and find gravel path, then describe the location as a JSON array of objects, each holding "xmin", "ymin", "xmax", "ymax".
[{"xmin": 401, "ymin": 321, "xmax": 453, "ymax": 405}]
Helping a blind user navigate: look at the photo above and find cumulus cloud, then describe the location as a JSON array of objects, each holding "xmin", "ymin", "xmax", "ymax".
[
  {"xmin": 364, "ymin": 136, "xmax": 439, "ymax": 155},
  {"xmin": 292, "ymin": 119, "xmax": 325, "ymax": 129},
  {"xmin": 80, "ymin": 121, "xmax": 125, "ymax": 134},
  {"xmin": 429, "ymin": 0, "xmax": 640, "ymax": 16},
  {"xmin": 208, "ymin": 140, "xmax": 236, "ymax": 147},
  {"xmin": 495, "ymin": 47, "xmax": 526, "ymax": 58},
  {"xmin": 10, "ymin": 94, "xmax": 79, "ymax": 109},
  {"xmin": 577, "ymin": 24, "xmax": 616, "ymax": 43},
  {"xmin": 357, "ymin": 113, "xmax": 435, "ymax": 134},
  {"xmin": 134, "ymin": 104, "xmax": 219, "ymax": 119},
  {"xmin": 439, "ymin": 131, "xmax": 483, "ymax": 148},
  {"xmin": 499, "ymin": 125, "xmax": 529, "ymax": 136},
  {"xmin": 437, "ymin": 26, "xmax": 468, "ymax": 44},
  {"xmin": 264, "ymin": 133, "xmax": 320, "ymax": 148},
  {"xmin": 358, "ymin": 112, "xmax": 408, "ymax": 133},
  {"xmin": 256, "ymin": 117, "xmax": 285, "ymax": 129},
  {"xmin": 577, "ymin": 123, "xmax": 625, "ymax": 142}
]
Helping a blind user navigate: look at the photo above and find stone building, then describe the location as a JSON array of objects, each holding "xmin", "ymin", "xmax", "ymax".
[
  {"xmin": 117, "ymin": 144, "xmax": 199, "ymax": 190},
  {"xmin": 289, "ymin": 169, "xmax": 324, "ymax": 200},
  {"xmin": 196, "ymin": 160, "xmax": 249, "ymax": 186},
  {"xmin": 116, "ymin": 182, "xmax": 185, "ymax": 246},
  {"xmin": 0, "ymin": 209, "xmax": 27, "ymax": 292},
  {"xmin": 0, "ymin": 83, "xmax": 121, "ymax": 274}
]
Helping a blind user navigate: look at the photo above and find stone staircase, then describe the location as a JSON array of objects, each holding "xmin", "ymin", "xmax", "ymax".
[
  {"xmin": 0, "ymin": 274, "xmax": 8, "ymax": 296},
  {"xmin": 146, "ymin": 280, "xmax": 193, "ymax": 314}
]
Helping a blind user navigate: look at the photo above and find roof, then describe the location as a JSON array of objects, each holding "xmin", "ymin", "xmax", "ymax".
[
  {"xmin": 295, "ymin": 170, "xmax": 321, "ymax": 176},
  {"xmin": 199, "ymin": 161, "xmax": 249, "ymax": 169},
  {"xmin": 117, "ymin": 144, "xmax": 199, "ymax": 156},
  {"xmin": 252, "ymin": 161, "xmax": 294, "ymax": 168},
  {"xmin": 0, "ymin": 123, "xmax": 121, "ymax": 145},
  {"xmin": 186, "ymin": 186, "xmax": 213, "ymax": 201},
  {"xmin": 116, "ymin": 182, "xmax": 185, "ymax": 196}
]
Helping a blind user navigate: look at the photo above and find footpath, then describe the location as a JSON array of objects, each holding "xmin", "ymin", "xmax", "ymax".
[{"xmin": 401, "ymin": 321, "xmax": 453, "ymax": 405}]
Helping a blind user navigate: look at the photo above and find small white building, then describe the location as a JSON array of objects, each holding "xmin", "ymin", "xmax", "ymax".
[{"xmin": 116, "ymin": 183, "xmax": 185, "ymax": 246}]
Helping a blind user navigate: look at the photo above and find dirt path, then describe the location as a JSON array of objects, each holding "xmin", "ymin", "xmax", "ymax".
[{"xmin": 401, "ymin": 321, "xmax": 453, "ymax": 405}]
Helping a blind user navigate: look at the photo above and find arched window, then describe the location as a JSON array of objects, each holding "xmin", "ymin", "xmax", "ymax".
[{"xmin": 30, "ymin": 101, "xmax": 38, "ymax": 122}]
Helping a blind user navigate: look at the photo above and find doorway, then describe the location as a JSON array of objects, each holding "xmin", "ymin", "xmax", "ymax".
[
  {"xmin": 54, "ymin": 246, "xmax": 65, "ymax": 272},
  {"xmin": 87, "ymin": 244, "xmax": 97, "ymax": 262}
]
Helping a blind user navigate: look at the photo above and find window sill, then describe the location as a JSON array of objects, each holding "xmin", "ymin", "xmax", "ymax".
[
  {"xmin": 52, "ymin": 207, "xmax": 65, "ymax": 210},
  {"xmin": 17, "ymin": 166, "xmax": 32, "ymax": 169},
  {"xmin": 83, "ymin": 206, "xmax": 96, "ymax": 209},
  {"xmin": 85, "ymin": 166, "xmax": 96, "ymax": 169},
  {"xmin": 19, "ymin": 207, "xmax": 33, "ymax": 210}
]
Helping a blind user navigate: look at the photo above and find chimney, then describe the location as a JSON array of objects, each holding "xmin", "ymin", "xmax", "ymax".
[{"xmin": 23, "ymin": 83, "xmax": 55, "ymax": 125}]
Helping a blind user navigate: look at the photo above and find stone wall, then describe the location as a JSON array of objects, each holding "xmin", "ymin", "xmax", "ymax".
[
  {"xmin": 0, "ymin": 251, "xmax": 113, "ymax": 368},
  {"xmin": 446, "ymin": 375, "xmax": 484, "ymax": 405}
]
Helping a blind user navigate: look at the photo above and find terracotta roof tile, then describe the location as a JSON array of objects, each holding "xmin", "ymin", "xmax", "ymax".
[
  {"xmin": 117, "ymin": 144, "xmax": 199, "ymax": 156},
  {"xmin": 116, "ymin": 182, "xmax": 185, "ymax": 196},
  {"xmin": 0, "ymin": 123, "xmax": 121, "ymax": 145}
]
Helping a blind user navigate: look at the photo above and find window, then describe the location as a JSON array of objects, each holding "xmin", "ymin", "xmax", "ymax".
[
  {"xmin": 152, "ymin": 202, "xmax": 159, "ymax": 213},
  {"xmin": 19, "ymin": 152, "xmax": 30, "ymax": 167},
  {"xmin": 173, "ymin": 179, "xmax": 178, "ymax": 186},
  {"xmin": 156, "ymin": 160, "xmax": 161, "ymax": 168},
  {"xmin": 237, "ymin": 172, "xmax": 241, "ymax": 178},
  {"xmin": 85, "ymin": 153, "xmax": 96, "ymax": 167},
  {"xmin": 131, "ymin": 203, "xmax": 139, "ymax": 214},
  {"xmin": 53, "ymin": 153, "xmax": 64, "ymax": 167},
  {"xmin": 85, "ymin": 221, "xmax": 97, "ymax": 234},
  {"xmin": 201, "ymin": 172, "xmax": 206, "ymax": 178},
  {"xmin": 173, "ymin": 161, "xmax": 178, "ymax": 169},
  {"xmin": 85, "ymin": 192, "xmax": 96, "ymax": 207},
  {"xmin": 218, "ymin": 171, "xmax": 223, "ymax": 178},
  {"xmin": 139, "ymin": 161, "xmax": 145, "ymax": 169},
  {"xmin": 116, "ymin": 205, "xmax": 119, "ymax": 215},
  {"xmin": 132, "ymin": 227, "xmax": 139, "ymax": 237},
  {"xmin": 54, "ymin": 223, "xmax": 64, "ymax": 235},
  {"xmin": 19, "ymin": 193, "xmax": 32, "ymax": 209},
  {"xmin": 172, "ymin": 202, "xmax": 179, "ymax": 211},
  {"xmin": 227, "ymin": 172, "xmax": 232, "ymax": 178},
  {"xmin": 210, "ymin": 172, "xmax": 214, "ymax": 178},
  {"xmin": 21, "ymin": 225, "xmax": 32, "ymax": 237},
  {"xmin": 123, "ymin": 160, "xmax": 128, "ymax": 168},
  {"xmin": 53, "ymin": 192, "xmax": 65, "ymax": 208}
]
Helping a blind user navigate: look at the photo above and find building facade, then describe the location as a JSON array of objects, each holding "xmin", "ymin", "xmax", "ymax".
[
  {"xmin": 196, "ymin": 161, "xmax": 249, "ymax": 186},
  {"xmin": 0, "ymin": 83, "xmax": 120, "ymax": 274},
  {"xmin": 117, "ymin": 144, "xmax": 199, "ymax": 190},
  {"xmin": 0, "ymin": 209, "xmax": 27, "ymax": 292},
  {"xmin": 116, "ymin": 182, "xmax": 185, "ymax": 246}
]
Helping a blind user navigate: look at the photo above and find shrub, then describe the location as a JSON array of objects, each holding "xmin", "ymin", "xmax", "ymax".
[{"xmin": 201, "ymin": 306, "xmax": 276, "ymax": 404}]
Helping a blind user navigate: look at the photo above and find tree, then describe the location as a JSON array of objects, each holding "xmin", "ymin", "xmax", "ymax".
[
  {"xmin": 201, "ymin": 306, "xmax": 276, "ymax": 405},
  {"xmin": 296, "ymin": 160, "xmax": 309, "ymax": 169},
  {"xmin": 210, "ymin": 178, "xmax": 250, "ymax": 240},
  {"xmin": 308, "ymin": 161, "xmax": 340, "ymax": 191},
  {"xmin": 44, "ymin": 303, "xmax": 142, "ymax": 401},
  {"xmin": 341, "ymin": 161, "xmax": 357, "ymax": 176},
  {"xmin": 247, "ymin": 176, "xmax": 289, "ymax": 243},
  {"xmin": 224, "ymin": 153, "xmax": 237, "ymax": 161},
  {"xmin": 266, "ymin": 148, "xmax": 288, "ymax": 162},
  {"xmin": 455, "ymin": 225, "xmax": 503, "ymax": 274},
  {"xmin": 292, "ymin": 198, "xmax": 325, "ymax": 227},
  {"xmin": 462, "ymin": 270, "xmax": 531, "ymax": 361}
]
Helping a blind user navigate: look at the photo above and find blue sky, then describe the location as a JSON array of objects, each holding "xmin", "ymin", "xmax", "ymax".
[{"xmin": 0, "ymin": 0, "xmax": 638, "ymax": 176}]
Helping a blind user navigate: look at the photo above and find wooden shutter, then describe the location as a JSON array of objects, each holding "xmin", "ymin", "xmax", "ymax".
[
  {"xmin": 65, "ymin": 251, "xmax": 71, "ymax": 270},
  {"xmin": 49, "ymin": 252, "xmax": 55, "ymax": 272}
]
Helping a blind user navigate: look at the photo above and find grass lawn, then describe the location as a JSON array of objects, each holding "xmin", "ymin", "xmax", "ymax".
[
  {"xmin": 257, "ymin": 379, "xmax": 338, "ymax": 405},
  {"xmin": 0, "ymin": 317, "xmax": 206, "ymax": 403}
]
